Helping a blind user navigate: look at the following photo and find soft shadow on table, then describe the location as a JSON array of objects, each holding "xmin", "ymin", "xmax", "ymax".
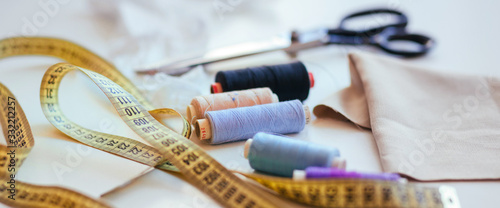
[{"xmin": 31, "ymin": 124, "xmax": 80, "ymax": 143}]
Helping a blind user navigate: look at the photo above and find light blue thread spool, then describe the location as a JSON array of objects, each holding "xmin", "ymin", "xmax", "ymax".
[
  {"xmin": 201, "ymin": 100, "xmax": 307, "ymax": 144},
  {"xmin": 244, "ymin": 132, "xmax": 345, "ymax": 177}
]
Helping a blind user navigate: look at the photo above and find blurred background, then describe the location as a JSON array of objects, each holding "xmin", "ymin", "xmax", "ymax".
[{"xmin": 3, "ymin": 0, "xmax": 499, "ymax": 75}]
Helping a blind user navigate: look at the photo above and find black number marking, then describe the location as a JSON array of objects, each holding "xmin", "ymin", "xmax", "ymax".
[
  {"xmin": 117, "ymin": 96, "xmax": 132, "ymax": 105},
  {"xmin": 141, "ymin": 152, "xmax": 154, "ymax": 158},
  {"xmin": 106, "ymin": 140, "xmax": 119, "ymax": 146},
  {"xmin": 53, "ymin": 116, "xmax": 63, "ymax": 123},
  {"xmin": 48, "ymin": 75, "xmax": 57, "ymax": 84},
  {"xmin": 74, "ymin": 129, "xmax": 84, "ymax": 135},
  {"xmin": 142, "ymin": 126, "xmax": 158, "ymax": 133},
  {"xmin": 49, "ymin": 195, "xmax": 61, "ymax": 205},
  {"xmin": 45, "ymin": 88, "xmax": 53, "ymax": 99},
  {"xmin": 182, "ymin": 152, "xmax": 199, "ymax": 166},
  {"xmin": 203, "ymin": 170, "xmax": 220, "ymax": 185},
  {"xmin": 96, "ymin": 137, "xmax": 108, "ymax": 143},
  {"xmin": 308, "ymin": 187, "xmax": 320, "ymax": 204},
  {"xmin": 125, "ymin": 106, "xmax": 140, "ymax": 116},
  {"xmin": 245, "ymin": 200, "xmax": 256, "ymax": 208},
  {"xmin": 235, "ymin": 194, "xmax": 246, "ymax": 204},
  {"xmin": 345, "ymin": 186, "xmax": 355, "ymax": 204},
  {"xmin": 193, "ymin": 161, "xmax": 209, "ymax": 175},
  {"xmin": 99, "ymin": 79, "xmax": 113, "ymax": 86},
  {"xmin": 153, "ymin": 133, "xmax": 166, "ymax": 140},
  {"xmin": 364, "ymin": 186, "xmax": 375, "ymax": 203},
  {"xmin": 108, "ymin": 87, "xmax": 123, "ymax": 94},
  {"xmin": 84, "ymin": 134, "xmax": 96, "ymax": 140},
  {"xmin": 223, "ymin": 186, "xmax": 237, "ymax": 201},
  {"xmin": 54, "ymin": 66, "xmax": 64, "ymax": 73},
  {"xmin": 47, "ymin": 103, "xmax": 56, "ymax": 112},
  {"xmin": 382, "ymin": 187, "xmax": 392, "ymax": 202},
  {"xmin": 153, "ymin": 156, "xmax": 162, "ymax": 162},
  {"xmin": 128, "ymin": 147, "xmax": 143, "ymax": 155},
  {"xmin": 133, "ymin": 118, "xmax": 149, "ymax": 126},
  {"xmin": 117, "ymin": 143, "xmax": 130, "ymax": 150},
  {"xmin": 172, "ymin": 144, "xmax": 188, "ymax": 156}
]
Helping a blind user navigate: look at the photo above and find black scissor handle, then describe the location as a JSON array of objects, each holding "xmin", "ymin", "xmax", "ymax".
[
  {"xmin": 376, "ymin": 28, "xmax": 434, "ymax": 57},
  {"xmin": 335, "ymin": 8, "xmax": 408, "ymax": 35},
  {"xmin": 325, "ymin": 8, "xmax": 434, "ymax": 57}
]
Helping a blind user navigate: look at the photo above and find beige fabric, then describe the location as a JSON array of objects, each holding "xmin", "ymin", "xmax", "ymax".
[{"xmin": 314, "ymin": 52, "xmax": 500, "ymax": 181}]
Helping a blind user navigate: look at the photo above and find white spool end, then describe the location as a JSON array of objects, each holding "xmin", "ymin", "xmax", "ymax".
[
  {"xmin": 331, "ymin": 157, "xmax": 346, "ymax": 169},
  {"xmin": 186, "ymin": 104, "xmax": 196, "ymax": 122},
  {"xmin": 195, "ymin": 119, "xmax": 212, "ymax": 140},
  {"xmin": 292, "ymin": 170, "xmax": 306, "ymax": 180},
  {"xmin": 271, "ymin": 94, "xmax": 279, "ymax": 103},
  {"xmin": 303, "ymin": 105, "xmax": 311, "ymax": 124},
  {"xmin": 398, "ymin": 178, "xmax": 408, "ymax": 184},
  {"xmin": 244, "ymin": 139, "xmax": 253, "ymax": 159}
]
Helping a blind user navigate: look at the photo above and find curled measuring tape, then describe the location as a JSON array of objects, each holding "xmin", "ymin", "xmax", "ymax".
[
  {"xmin": 0, "ymin": 83, "xmax": 109, "ymax": 207},
  {"xmin": 0, "ymin": 37, "xmax": 461, "ymax": 208},
  {"xmin": 40, "ymin": 63, "xmax": 276, "ymax": 207},
  {"xmin": 0, "ymin": 37, "xmax": 191, "ymax": 139}
]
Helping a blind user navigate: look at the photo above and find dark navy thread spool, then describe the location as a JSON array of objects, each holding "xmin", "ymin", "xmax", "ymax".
[
  {"xmin": 211, "ymin": 61, "xmax": 314, "ymax": 101},
  {"xmin": 244, "ymin": 132, "xmax": 346, "ymax": 177}
]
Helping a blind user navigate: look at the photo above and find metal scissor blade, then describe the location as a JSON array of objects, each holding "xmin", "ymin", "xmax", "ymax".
[{"xmin": 135, "ymin": 34, "xmax": 292, "ymax": 76}]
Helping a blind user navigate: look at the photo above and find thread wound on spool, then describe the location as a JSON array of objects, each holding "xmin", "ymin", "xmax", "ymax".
[
  {"xmin": 201, "ymin": 100, "xmax": 307, "ymax": 144},
  {"xmin": 186, "ymin": 105, "xmax": 196, "ymax": 123},
  {"xmin": 214, "ymin": 61, "xmax": 311, "ymax": 101},
  {"xmin": 297, "ymin": 167, "xmax": 401, "ymax": 181},
  {"xmin": 188, "ymin": 88, "xmax": 278, "ymax": 122},
  {"xmin": 247, "ymin": 132, "xmax": 341, "ymax": 177}
]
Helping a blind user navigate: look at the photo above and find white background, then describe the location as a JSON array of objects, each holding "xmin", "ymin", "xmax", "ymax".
[{"xmin": 0, "ymin": 0, "xmax": 499, "ymax": 207}]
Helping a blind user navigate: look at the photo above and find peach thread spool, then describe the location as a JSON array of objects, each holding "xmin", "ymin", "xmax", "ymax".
[{"xmin": 186, "ymin": 87, "xmax": 278, "ymax": 123}]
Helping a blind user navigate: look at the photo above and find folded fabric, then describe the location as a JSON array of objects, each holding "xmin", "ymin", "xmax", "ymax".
[{"xmin": 314, "ymin": 52, "xmax": 500, "ymax": 181}]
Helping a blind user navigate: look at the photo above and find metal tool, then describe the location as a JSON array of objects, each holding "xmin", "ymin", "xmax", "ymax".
[{"xmin": 136, "ymin": 8, "xmax": 434, "ymax": 76}]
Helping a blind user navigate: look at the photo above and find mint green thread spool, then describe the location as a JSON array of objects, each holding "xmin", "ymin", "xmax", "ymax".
[{"xmin": 244, "ymin": 132, "xmax": 346, "ymax": 177}]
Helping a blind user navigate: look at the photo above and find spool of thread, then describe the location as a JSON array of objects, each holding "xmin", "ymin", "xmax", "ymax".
[
  {"xmin": 212, "ymin": 61, "xmax": 314, "ymax": 101},
  {"xmin": 243, "ymin": 132, "xmax": 346, "ymax": 177},
  {"xmin": 195, "ymin": 100, "xmax": 310, "ymax": 144},
  {"xmin": 186, "ymin": 88, "xmax": 279, "ymax": 122},
  {"xmin": 293, "ymin": 167, "xmax": 404, "ymax": 182}
]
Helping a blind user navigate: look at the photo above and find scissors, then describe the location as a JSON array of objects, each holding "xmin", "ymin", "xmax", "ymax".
[{"xmin": 136, "ymin": 8, "xmax": 434, "ymax": 76}]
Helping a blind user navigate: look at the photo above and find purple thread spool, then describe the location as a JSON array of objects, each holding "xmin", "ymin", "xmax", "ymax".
[{"xmin": 293, "ymin": 167, "xmax": 403, "ymax": 182}]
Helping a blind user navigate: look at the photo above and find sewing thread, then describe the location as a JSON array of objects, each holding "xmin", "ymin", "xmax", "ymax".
[
  {"xmin": 212, "ymin": 61, "xmax": 313, "ymax": 101},
  {"xmin": 195, "ymin": 100, "xmax": 308, "ymax": 144},
  {"xmin": 187, "ymin": 88, "xmax": 278, "ymax": 122},
  {"xmin": 244, "ymin": 132, "xmax": 344, "ymax": 177},
  {"xmin": 293, "ymin": 167, "xmax": 402, "ymax": 182}
]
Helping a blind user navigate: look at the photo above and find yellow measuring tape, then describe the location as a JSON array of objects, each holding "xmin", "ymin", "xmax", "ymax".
[
  {"xmin": 0, "ymin": 83, "xmax": 110, "ymax": 207},
  {"xmin": 0, "ymin": 37, "xmax": 461, "ymax": 208},
  {"xmin": 239, "ymin": 172, "xmax": 459, "ymax": 208}
]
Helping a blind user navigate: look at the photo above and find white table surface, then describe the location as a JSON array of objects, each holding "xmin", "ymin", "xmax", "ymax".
[{"xmin": 1, "ymin": 0, "xmax": 499, "ymax": 207}]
